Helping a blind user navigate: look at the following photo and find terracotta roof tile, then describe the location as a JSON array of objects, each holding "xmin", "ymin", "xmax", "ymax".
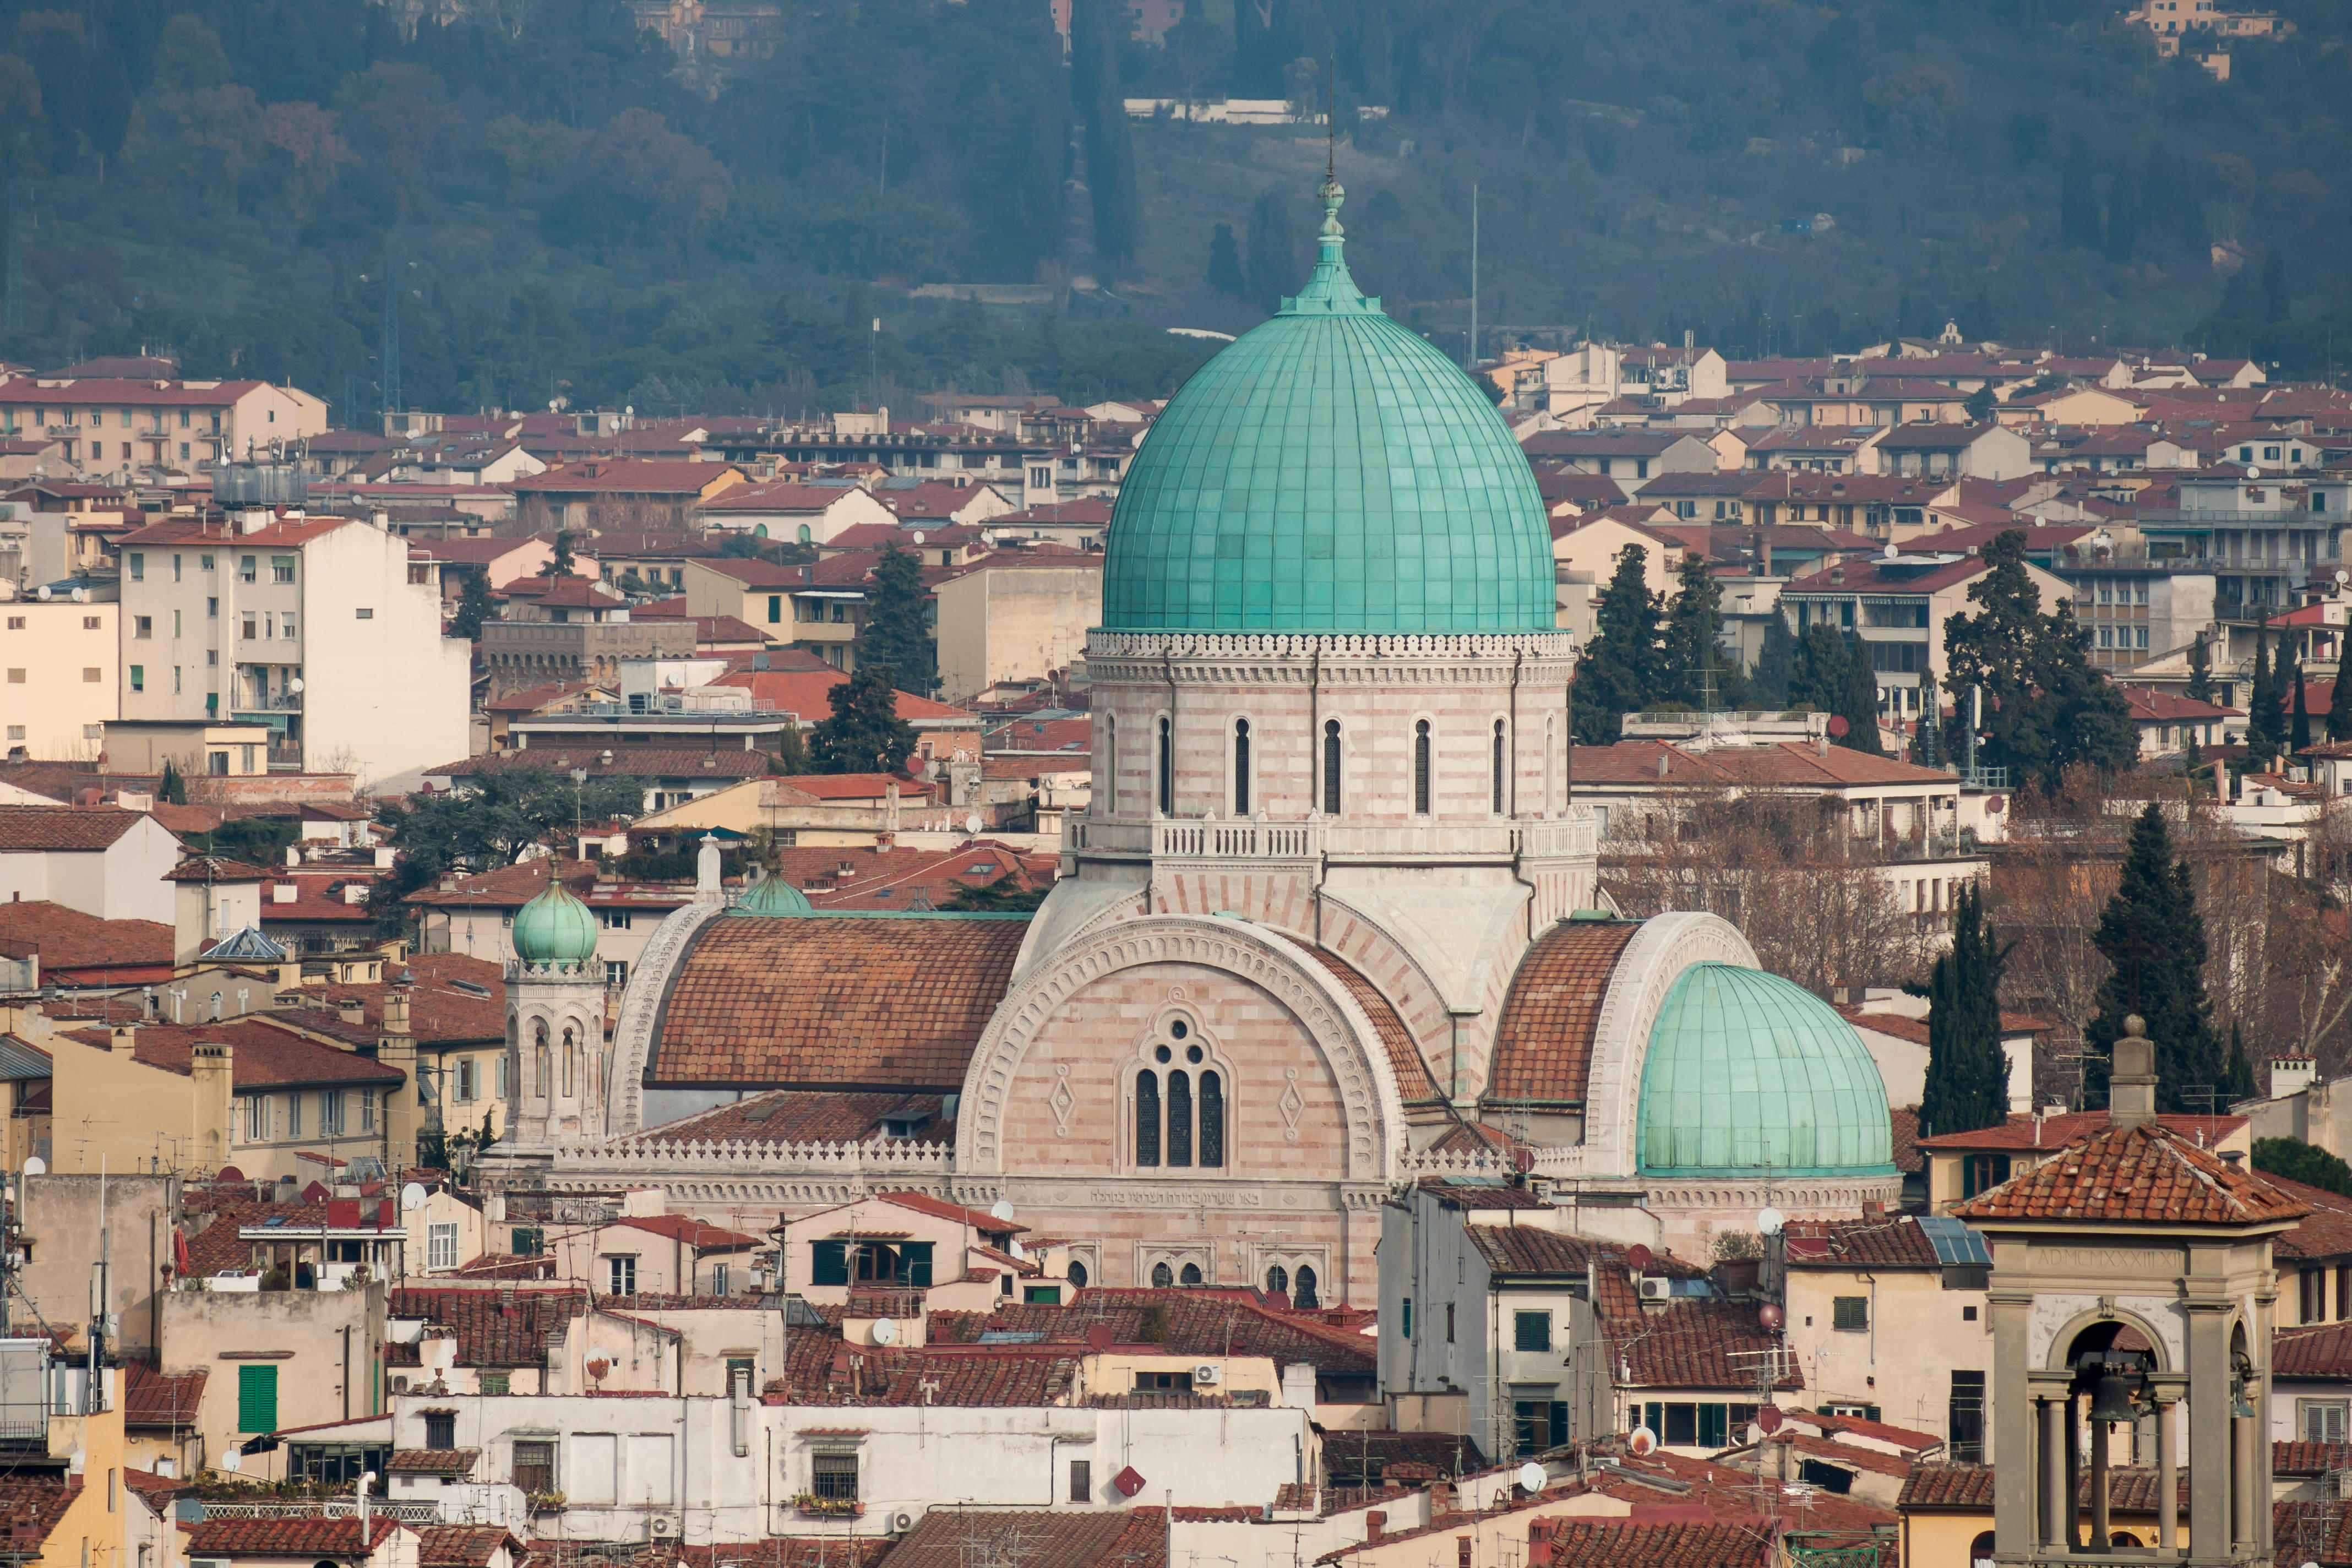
[
  {"xmin": 618, "ymin": 1090, "xmax": 952, "ymax": 1148},
  {"xmin": 647, "ymin": 915, "xmax": 1028, "ymax": 1090},
  {"xmin": 122, "ymin": 1362, "xmax": 206, "ymax": 1428},
  {"xmin": 1302, "ymin": 946, "xmax": 1436, "ymax": 1101},
  {"xmin": 387, "ymin": 1450, "xmax": 481, "ymax": 1477},
  {"xmin": 1918, "ymin": 1110, "xmax": 2246, "ymax": 1152},
  {"xmin": 1900, "ymin": 1462, "xmax": 2188, "ymax": 1513},
  {"xmin": 1467, "ymin": 1224, "xmax": 1607, "ymax": 1276},
  {"xmin": 121, "ymin": 1468, "xmax": 188, "ymax": 1515},
  {"xmin": 1781, "ymin": 1215, "xmax": 1942, "ymax": 1268},
  {"xmin": 386, "ymin": 1287, "xmax": 589, "ymax": 1368},
  {"xmin": 888, "ymin": 1508, "xmax": 1164, "ymax": 1568},
  {"xmin": 2269, "ymin": 1174, "xmax": 2352, "ymax": 1262},
  {"xmin": 2274, "ymin": 1441, "xmax": 2352, "ymax": 1476},
  {"xmin": 0, "ymin": 901, "xmax": 175, "ymax": 976},
  {"xmin": 928, "ymin": 1289, "xmax": 1375, "ymax": 1374},
  {"xmin": 1950, "ymin": 1121, "xmax": 2307, "ymax": 1225},
  {"xmin": 186, "ymin": 1516, "xmax": 400, "ymax": 1555},
  {"xmin": 415, "ymin": 1526, "xmax": 519, "ymax": 1567},
  {"xmin": 1609, "ymin": 1295, "xmax": 1800, "ymax": 1390},
  {"xmin": 1489, "ymin": 919, "xmax": 1642, "ymax": 1104},
  {"xmin": 608, "ymin": 1214, "xmax": 762, "ymax": 1249},
  {"xmin": 0, "ymin": 805, "xmax": 147, "ymax": 850},
  {"xmin": 2277, "ymin": 1322, "xmax": 2352, "ymax": 1378}
]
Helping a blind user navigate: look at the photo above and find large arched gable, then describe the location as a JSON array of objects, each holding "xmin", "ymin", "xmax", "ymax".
[{"xmin": 957, "ymin": 914, "xmax": 1408, "ymax": 1181}]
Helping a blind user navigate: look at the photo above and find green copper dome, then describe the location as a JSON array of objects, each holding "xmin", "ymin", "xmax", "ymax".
[
  {"xmin": 511, "ymin": 879, "xmax": 600, "ymax": 970},
  {"xmin": 1100, "ymin": 177, "xmax": 1556, "ymax": 634},
  {"xmin": 729, "ymin": 871, "xmax": 812, "ymax": 917},
  {"xmin": 1636, "ymin": 963, "xmax": 1896, "ymax": 1178}
]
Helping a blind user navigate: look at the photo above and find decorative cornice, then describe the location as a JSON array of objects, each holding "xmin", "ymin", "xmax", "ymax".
[{"xmin": 1085, "ymin": 629, "xmax": 1575, "ymax": 688}]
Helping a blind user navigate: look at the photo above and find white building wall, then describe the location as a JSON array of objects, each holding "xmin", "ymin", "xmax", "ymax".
[
  {"xmin": 0, "ymin": 597, "xmax": 117, "ymax": 756},
  {"xmin": 298, "ymin": 521, "xmax": 470, "ymax": 792}
]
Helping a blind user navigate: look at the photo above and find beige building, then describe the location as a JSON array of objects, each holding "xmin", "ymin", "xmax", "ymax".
[
  {"xmin": 1550, "ymin": 510, "xmax": 1683, "ymax": 641},
  {"xmin": 160, "ymin": 1280, "xmax": 388, "ymax": 1473},
  {"xmin": 933, "ymin": 552, "xmax": 1104, "ymax": 702},
  {"xmin": 101, "ymin": 720, "xmax": 276, "ymax": 777},
  {"xmin": 0, "ymin": 376, "xmax": 327, "ymax": 480},
  {"xmin": 0, "ymin": 590, "xmax": 117, "ymax": 758},
  {"xmin": 115, "ymin": 511, "xmax": 470, "ymax": 792}
]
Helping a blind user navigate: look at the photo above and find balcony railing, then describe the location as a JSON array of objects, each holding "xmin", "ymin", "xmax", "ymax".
[{"xmin": 1065, "ymin": 812, "xmax": 1597, "ymax": 862}]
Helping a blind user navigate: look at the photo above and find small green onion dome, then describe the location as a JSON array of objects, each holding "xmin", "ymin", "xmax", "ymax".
[
  {"xmin": 1636, "ymin": 963, "xmax": 1896, "ymax": 1178},
  {"xmin": 511, "ymin": 879, "xmax": 600, "ymax": 970},
  {"xmin": 1098, "ymin": 175, "xmax": 1556, "ymax": 635},
  {"xmin": 729, "ymin": 871, "xmax": 812, "ymax": 918}
]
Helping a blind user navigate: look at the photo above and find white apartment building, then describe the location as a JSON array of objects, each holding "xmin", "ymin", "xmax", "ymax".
[
  {"xmin": 0, "ymin": 586, "xmax": 117, "ymax": 758},
  {"xmin": 115, "ymin": 510, "xmax": 469, "ymax": 790}
]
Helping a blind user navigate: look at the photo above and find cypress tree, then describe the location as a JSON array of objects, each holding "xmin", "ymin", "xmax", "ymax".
[
  {"xmin": 2084, "ymin": 803, "xmax": 2224, "ymax": 1114},
  {"xmin": 2262, "ymin": 247, "xmax": 2291, "ymax": 323},
  {"xmin": 1920, "ymin": 883, "xmax": 2011, "ymax": 1137},
  {"xmin": 1244, "ymin": 190, "xmax": 1298, "ymax": 315},
  {"xmin": 2102, "ymin": 161, "xmax": 2139, "ymax": 262},
  {"xmin": 1570, "ymin": 545, "xmax": 1664, "ymax": 743},
  {"xmin": 810, "ymin": 663, "xmax": 919, "ymax": 775},
  {"xmin": 2246, "ymin": 615, "xmax": 2280, "ymax": 769},
  {"xmin": 1752, "ymin": 614, "xmax": 1797, "ymax": 707},
  {"xmin": 2222, "ymin": 1023, "xmax": 2256, "ymax": 1104},
  {"xmin": 2185, "ymin": 631, "xmax": 2213, "ymax": 704},
  {"xmin": 859, "ymin": 547, "xmax": 939, "ymax": 696},
  {"xmin": 2060, "ymin": 140, "xmax": 2098, "ymax": 249},
  {"xmin": 2331, "ymin": 628, "xmax": 2352, "ymax": 744},
  {"xmin": 1661, "ymin": 552, "xmax": 1749, "ymax": 710},
  {"xmin": 2292, "ymin": 660, "xmax": 2312, "ymax": 756},
  {"xmin": 1792, "ymin": 625, "xmax": 1883, "ymax": 755},
  {"xmin": 1206, "ymin": 224, "xmax": 1246, "ymax": 298}
]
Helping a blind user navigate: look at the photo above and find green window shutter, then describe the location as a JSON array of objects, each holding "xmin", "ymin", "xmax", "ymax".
[
  {"xmin": 810, "ymin": 1240, "xmax": 848, "ymax": 1286},
  {"xmin": 513, "ymin": 1227, "xmax": 545, "ymax": 1256},
  {"xmin": 1515, "ymin": 1311, "xmax": 1551, "ymax": 1352},
  {"xmin": 902, "ymin": 1242, "xmax": 934, "ymax": 1288},
  {"xmin": 237, "ymin": 1364, "xmax": 278, "ymax": 1433}
]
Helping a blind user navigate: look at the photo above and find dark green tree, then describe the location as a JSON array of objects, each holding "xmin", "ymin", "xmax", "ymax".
[
  {"xmin": 2185, "ymin": 631, "xmax": 2213, "ymax": 704},
  {"xmin": 2083, "ymin": 804, "xmax": 2224, "ymax": 1114},
  {"xmin": 1660, "ymin": 552, "xmax": 1749, "ymax": 710},
  {"xmin": 1569, "ymin": 545, "xmax": 1663, "ymax": 743},
  {"xmin": 1244, "ymin": 189, "xmax": 1299, "ymax": 314},
  {"xmin": 2332, "ymin": 629, "xmax": 2352, "ymax": 744},
  {"xmin": 1751, "ymin": 613, "xmax": 1798, "ymax": 707},
  {"xmin": 2261, "ymin": 247, "xmax": 2290, "ymax": 323},
  {"xmin": 1920, "ymin": 883, "xmax": 2011, "ymax": 1138},
  {"xmin": 1963, "ymin": 384, "xmax": 1997, "ymax": 423},
  {"xmin": 859, "ymin": 547, "xmax": 938, "ymax": 695},
  {"xmin": 2253, "ymin": 1137, "xmax": 2352, "ymax": 1197},
  {"xmin": 2101, "ymin": 161, "xmax": 2139, "ymax": 263},
  {"xmin": 2221, "ymin": 1022, "xmax": 2256, "ymax": 1104},
  {"xmin": 1790, "ymin": 625, "xmax": 1882, "ymax": 754},
  {"xmin": 2246, "ymin": 614, "xmax": 2280, "ymax": 770},
  {"xmin": 940, "ymin": 870, "xmax": 1050, "ymax": 911},
  {"xmin": 2291, "ymin": 660, "xmax": 2313, "ymax": 756},
  {"xmin": 158, "ymin": 760, "xmax": 187, "ymax": 805},
  {"xmin": 1206, "ymin": 223, "xmax": 1246, "ymax": 298},
  {"xmin": 810, "ymin": 663, "xmax": 919, "ymax": 774},
  {"xmin": 2059, "ymin": 139, "xmax": 2098, "ymax": 249},
  {"xmin": 369, "ymin": 765, "xmax": 645, "ymax": 937},
  {"xmin": 1941, "ymin": 530, "xmax": 2136, "ymax": 788},
  {"xmin": 540, "ymin": 531, "xmax": 578, "ymax": 578},
  {"xmin": 450, "ymin": 570, "xmax": 497, "ymax": 639}
]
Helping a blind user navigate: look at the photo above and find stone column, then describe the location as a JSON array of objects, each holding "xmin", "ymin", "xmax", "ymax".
[
  {"xmin": 1993, "ymin": 1288, "xmax": 2037, "ymax": 1560},
  {"xmin": 2186, "ymin": 1304, "xmax": 2232, "ymax": 1559},
  {"xmin": 2090, "ymin": 1406, "xmax": 2110, "ymax": 1549},
  {"xmin": 2065, "ymin": 1392, "xmax": 2082, "ymax": 1551},
  {"xmin": 2041, "ymin": 1398, "xmax": 2066, "ymax": 1548},
  {"xmin": 2157, "ymin": 1398, "xmax": 2177, "ymax": 1556}
]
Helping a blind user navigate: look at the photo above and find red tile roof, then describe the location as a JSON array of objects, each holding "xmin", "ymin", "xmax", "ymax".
[
  {"xmin": 431, "ymin": 747, "xmax": 772, "ymax": 781},
  {"xmin": 1489, "ymin": 918, "xmax": 1643, "ymax": 1104},
  {"xmin": 1781, "ymin": 1215, "xmax": 1942, "ymax": 1268},
  {"xmin": 2274, "ymin": 1441, "xmax": 2352, "ymax": 1476},
  {"xmin": 616, "ymin": 1090, "xmax": 953, "ymax": 1148},
  {"xmin": 2270, "ymin": 1174, "xmax": 2352, "ymax": 1262},
  {"xmin": 388, "ymin": 1450, "xmax": 481, "ymax": 1477},
  {"xmin": 0, "ymin": 901, "xmax": 175, "ymax": 976},
  {"xmin": 2277, "ymin": 1322, "xmax": 2352, "ymax": 1378},
  {"xmin": 887, "ymin": 1507, "xmax": 1165, "ymax": 1568},
  {"xmin": 58, "ymin": 1019, "xmax": 404, "ymax": 1091},
  {"xmin": 186, "ymin": 1516, "xmax": 401, "ymax": 1555},
  {"xmin": 415, "ymin": 1526, "xmax": 518, "ymax": 1567},
  {"xmin": 1302, "ymin": 945, "xmax": 1436, "ymax": 1101},
  {"xmin": 1917, "ymin": 1110, "xmax": 2245, "ymax": 1151},
  {"xmin": 930, "ymin": 1289, "xmax": 1376, "ymax": 1374},
  {"xmin": 1950, "ymin": 1121, "xmax": 2307, "ymax": 1226},
  {"xmin": 385, "ymin": 1287, "xmax": 590, "ymax": 1367},
  {"xmin": 121, "ymin": 1467, "xmax": 188, "ymax": 1515},
  {"xmin": 647, "ymin": 915, "xmax": 1029, "ymax": 1090},
  {"xmin": 122, "ymin": 1362, "xmax": 206, "ymax": 1428},
  {"xmin": 872, "ymin": 1190, "xmax": 1028, "ymax": 1233},
  {"xmin": 0, "ymin": 805, "xmax": 149, "ymax": 849},
  {"xmin": 0, "ymin": 1480, "xmax": 79, "ymax": 1548},
  {"xmin": 607, "ymin": 1214, "xmax": 763, "ymax": 1249},
  {"xmin": 513, "ymin": 461, "xmax": 742, "ymax": 495}
]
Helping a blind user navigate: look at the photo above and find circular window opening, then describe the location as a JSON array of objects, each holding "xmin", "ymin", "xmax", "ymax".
[
  {"xmin": 1154, "ymin": 1044, "xmax": 1172, "ymax": 1064},
  {"xmin": 1169, "ymin": 1019, "xmax": 1189, "ymax": 1039},
  {"xmin": 1186, "ymin": 1044, "xmax": 1204, "ymax": 1064}
]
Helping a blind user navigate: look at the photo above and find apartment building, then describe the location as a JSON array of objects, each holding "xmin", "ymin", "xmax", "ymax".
[
  {"xmin": 115, "ymin": 511, "xmax": 470, "ymax": 791},
  {"xmin": 0, "ymin": 585, "xmax": 118, "ymax": 757},
  {"xmin": 0, "ymin": 377, "xmax": 327, "ymax": 479}
]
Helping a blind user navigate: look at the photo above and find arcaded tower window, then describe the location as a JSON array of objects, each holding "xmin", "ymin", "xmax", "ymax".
[
  {"xmin": 1413, "ymin": 720, "xmax": 1432, "ymax": 815},
  {"xmin": 1232, "ymin": 718, "xmax": 1251, "ymax": 815},
  {"xmin": 1323, "ymin": 720, "xmax": 1342, "ymax": 815}
]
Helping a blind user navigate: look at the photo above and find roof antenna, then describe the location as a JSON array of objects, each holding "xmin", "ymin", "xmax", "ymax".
[{"xmin": 1325, "ymin": 57, "xmax": 1336, "ymax": 181}]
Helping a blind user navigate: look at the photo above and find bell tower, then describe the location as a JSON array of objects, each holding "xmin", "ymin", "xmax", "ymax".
[
  {"xmin": 502, "ymin": 876, "xmax": 609, "ymax": 1148},
  {"xmin": 1959, "ymin": 1017, "xmax": 2307, "ymax": 1568}
]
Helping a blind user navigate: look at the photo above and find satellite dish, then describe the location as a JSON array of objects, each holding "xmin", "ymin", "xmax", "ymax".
[
  {"xmin": 1826, "ymin": 715, "xmax": 1851, "ymax": 738},
  {"xmin": 19, "ymin": 1156, "xmax": 42, "ymax": 1176},
  {"xmin": 1756, "ymin": 1206, "xmax": 1785, "ymax": 1236},
  {"xmin": 288, "ymin": 678, "xmax": 304, "ymax": 694},
  {"xmin": 1759, "ymin": 1302, "xmax": 1787, "ymax": 1331},
  {"xmin": 1757, "ymin": 1404, "xmax": 1784, "ymax": 1435},
  {"xmin": 911, "ymin": 531, "xmax": 926, "ymax": 545},
  {"xmin": 989, "ymin": 1199, "xmax": 1016, "ymax": 1223},
  {"xmin": 1009, "ymin": 1238, "xmax": 1026, "ymax": 1260},
  {"xmin": 2246, "ymin": 466, "xmax": 2262, "ymax": 480},
  {"xmin": 1627, "ymin": 1427, "xmax": 1658, "ymax": 1457},
  {"xmin": 1517, "ymin": 1462, "xmax": 1547, "ymax": 1493},
  {"xmin": 2336, "ymin": 570, "xmax": 2349, "ymax": 587},
  {"xmin": 219, "ymin": 1448, "xmax": 241, "ymax": 1473},
  {"xmin": 400, "ymin": 1182, "xmax": 428, "ymax": 1212},
  {"xmin": 966, "ymin": 813, "xmax": 983, "ymax": 835},
  {"xmin": 1626, "ymin": 1244, "xmax": 1654, "ymax": 1273},
  {"xmin": 869, "ymin": 1316, "xmax": 899, "ymax": 1346}
]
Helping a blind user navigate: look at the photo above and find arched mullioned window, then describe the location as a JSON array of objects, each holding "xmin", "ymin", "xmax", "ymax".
[
  {"xmin": 1322, "ymin": 721, "xmax": 1342, "ymax": 815},
  {"xmin": 1135, "ymin": 1070, "xmax": 1161, "ymax": 1166},
  {"xmin": 1166, "ymin": 1070, "xmax": 1193, "ymax": 1167},
  {"xmin": 560, "ymin": 1027, "xmax": 576, "ymax": 1097},
  {"xmin": 1103, "ymin": 714, "xmax": 1118, "ymax": 814},
  {"xmin": 1199, "ymin": 1071, "xmax": 1224, "ymax": 1166},
  {"xmin": 532, "ymin": 1020, "xmax": 551, "ymax": 1099},
  {"xmin": 1413, "ymin": 721, "xmax": 1433, "ymax": 815},
  {"xmin": 1293, "ymin": 1264, "xmax": 1320, "ymax": 1309}
]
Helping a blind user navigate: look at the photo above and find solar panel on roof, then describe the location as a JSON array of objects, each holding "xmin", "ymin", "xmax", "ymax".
[{"xmin": 1917, "ymin": 1214, "xmax": 1990, "ymax": 1266}]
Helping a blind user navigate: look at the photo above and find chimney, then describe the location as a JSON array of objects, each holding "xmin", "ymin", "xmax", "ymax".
[
  {"xmin": 336, "ymin": 997, "xmax": 364, "ymax": 1025},
  {"xmin": 2109, "ymin": 1014, "xmax": 2159, "ymax": 1130},
  {"xmin": 2270, "ymin": 1057, "xmax": 2319, "ymax": 1100},
  {"xmin": 1366, "ymin": 1512, "xmax": 1386, "ymax": 1543},
  {"xmin": 110, "ymin": 1023, "xmax": 137, "ymax": 1054},
  {"xmin": 383, "ymin": 988, "xmax": 410, "ymax": 1035},
  {"xmin": 1828, "ymin": 564, "xmax": 1845, "ymax": 586}
]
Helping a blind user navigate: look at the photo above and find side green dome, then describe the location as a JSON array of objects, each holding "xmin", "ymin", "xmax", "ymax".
[
  {"xmin": 512, "ymin": 880, "xmax": 600, "ymax": 969},
  {"xmin": 1636, "ymin": 963, "xmax": 1896, "ymax": 1178},
  {"xmin": 1099, "ymin": 177, "xmax": 1556, "ymax": 634},
  {"xmin": 729, "ymin": 872, "xmax": 812, "ymax": 917}
]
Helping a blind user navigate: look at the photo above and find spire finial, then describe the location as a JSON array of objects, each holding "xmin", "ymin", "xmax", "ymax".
[{"xmin": 1325, "ymin": 57, "xmax": 1336, "ymax": 182}]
